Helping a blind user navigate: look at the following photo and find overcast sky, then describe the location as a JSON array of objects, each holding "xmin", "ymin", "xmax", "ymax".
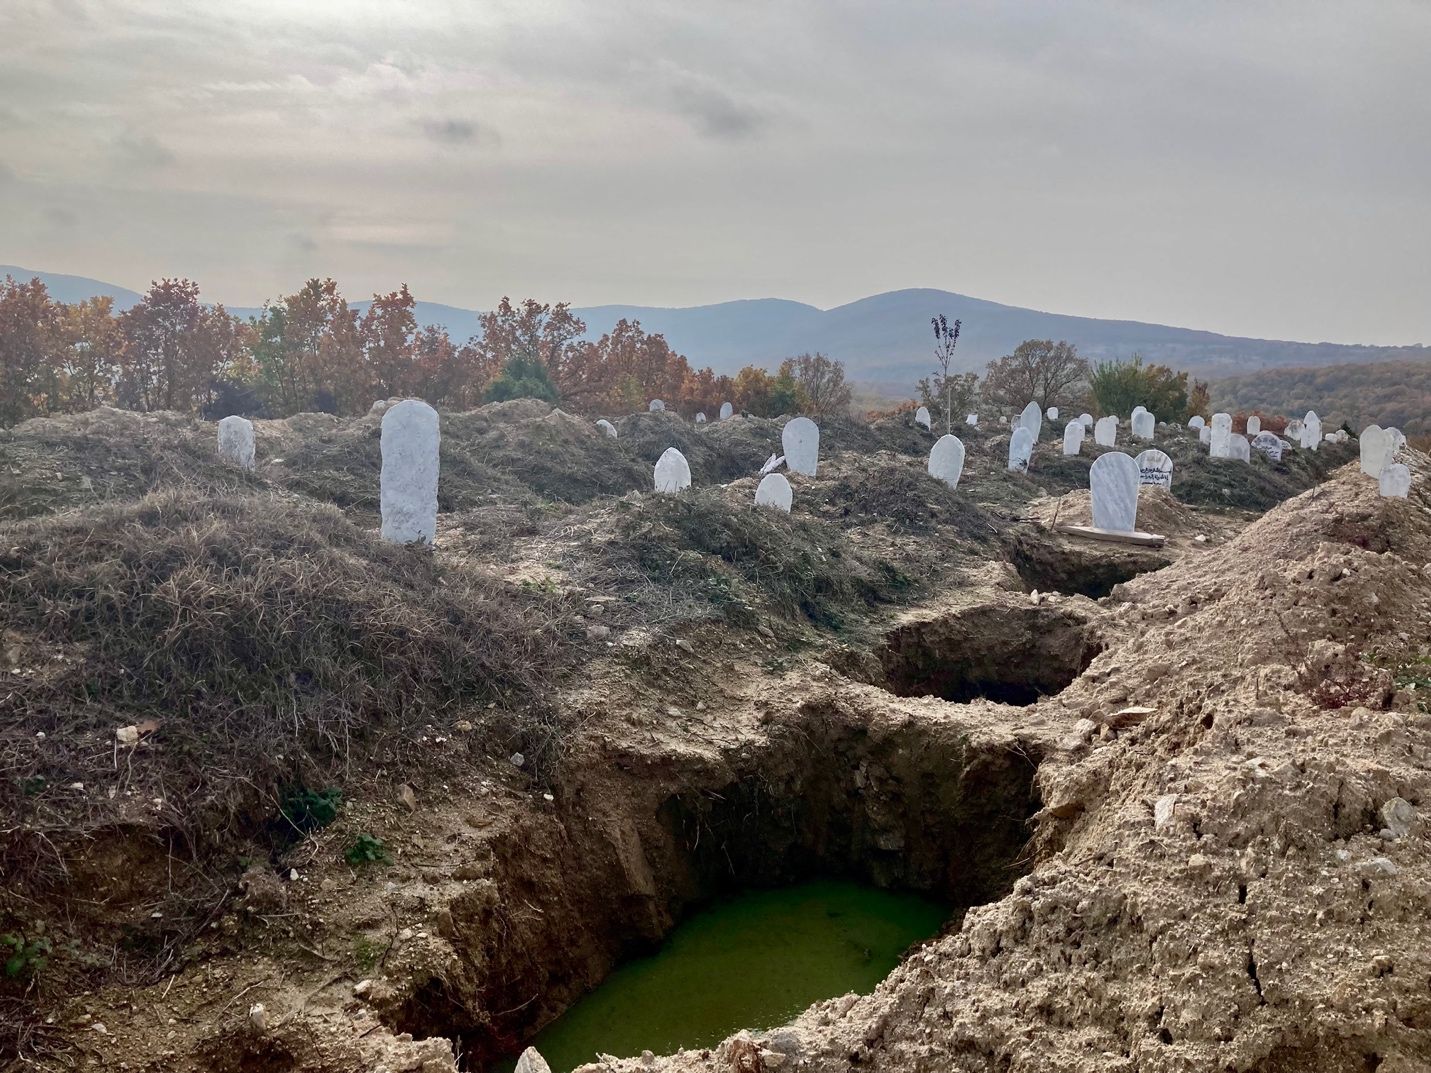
[{"xmin": 2, "ymin": 0, "xmax": 1428, "ymax": 343}]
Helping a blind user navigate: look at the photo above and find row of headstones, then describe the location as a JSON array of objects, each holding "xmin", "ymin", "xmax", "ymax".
[
  {"xmin": 646, "ymin": 399, "xmax": 735, "ymax": 423},
  {"xmin": 1360, "ymin": 425, "xmax": 1411, "ymax": 498}
]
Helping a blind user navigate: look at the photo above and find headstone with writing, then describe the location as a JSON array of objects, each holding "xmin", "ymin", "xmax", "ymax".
[
  {"xmin": 380, "ymin": 399, "xmax": 439, "ymax": 544},
  {"xmin": 1379, "ymin": 464, "xmax": 1411, "ymax": 499},
  {"xmin": 782, "ymin": 417, "xmax": 820, "ymax": 476},
  {"xmin": 654, "ymin": 447, "xmax": 691, "ymax": 493},
  {"xmin": 1188, "ymin": 415, "xmax": 1205, "ymax": 430},
  {"xmin": 1301, "ymin": 411, "xmax": 1321, "ymax": 450},
  {"xmin": 596, "ymin": 418, "xmax": 617, "ymax": 438},
  {"xmin": 928, "ymin": 434, "xmax": 966, "ymax": 489},
  {"xmin": 1246, "ymin": 415, "xmax": 1261, "ymax": 436},
  {"xmin": 648, "ymin": 399, "xmax": 665, "ymax": 413},
  {"xmin": 1046, "ymin": 406, "xmax": 1059, "ymax": 420},
  {"xmin": 1019, "ymin": 401, "xmax": 1043, "ymax": 442},
  {"xmin": 755, "ymin": 472, "xmax": 793, "ymax": 511},
  {"xmin": 217, "ymin": 415, "xmax": 255, "ymax": 471},
  {"xmin": 1134, "ymin": 448, "xmax": 1173, "ymax": 489},
  {"xmin": 1250, "ymin": 431, "xmax": 1283, "ymax": 461},
  {"xmin": 1230, "ymin": 434, "xmax": 1251, "ymax": 462},
  {"xmin": 720, "ymin": 401, "xmax": 734, "ymax": 420},
  {"xmin": 1008, "ymin": 426, "xmax": 1034, "ymax": 473},
  {"xmin": 1132, "ymin": 410, "xmax": 1155, "ymax": 441},
  {"xmin": 1063, "ymin": 421, "xmax": 1085, "ymax": 456},
  {"xmin": 915, "ymin": 406, "xmax": 931, "ymax": 430},
  {"xmin": 1360, "ymin": 426, "xmax": 1392, "ymax": 477},
  {"xmin": 1090, "ymin": 452, "xmax": 1140, "ymax": 532},
  {"xmin": 1094, "ymin": 415, "xmax": 1118, "ymax": 447}
]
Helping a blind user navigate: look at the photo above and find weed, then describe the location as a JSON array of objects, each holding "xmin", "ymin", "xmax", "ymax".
[
  {"xmin": 352, "ymin": 935, "xmax": 383, "ymax": 973},
  {"xmin": 344, "ymin": 833, "xmax": 390, "ymax": 868},
  {"xmin": 279, "ymin": 786, "xmax": 343, "ymax": 834},
  {"xmin": 1, "ymin": 934, "xmax": 50, "ymax": 980}
]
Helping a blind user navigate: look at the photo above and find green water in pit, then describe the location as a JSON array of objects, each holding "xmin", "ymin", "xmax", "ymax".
[{"xmin": 501, "ymin": 879, "xmax": 946, "ymax": 1073}]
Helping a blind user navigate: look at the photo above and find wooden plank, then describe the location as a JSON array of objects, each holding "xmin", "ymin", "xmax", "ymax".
[{"xmin": 1054, "ymin": 523, "xmax": 1168, "ymax": 548}]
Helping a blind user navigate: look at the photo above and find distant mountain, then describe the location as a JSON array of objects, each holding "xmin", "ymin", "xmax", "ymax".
[
  {"xmin": 6, "ymin": 266, "xmax": 1426, "ymax": 386},
  {"xmin": 1, "ymin": 265, "xmax": 144, "ymax": 310}
]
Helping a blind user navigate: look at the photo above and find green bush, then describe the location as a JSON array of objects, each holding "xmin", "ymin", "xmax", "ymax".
[
  {"xmin": 2, "ymin": 934, "xmax": 50, "ymax": 980},
  {"xmin": 344, "ymin": 833, "xmax": 390, "ymax": 868},
  {"xmin": 279, "ymin": 786, "xmax": 343, "ymax": 833}
]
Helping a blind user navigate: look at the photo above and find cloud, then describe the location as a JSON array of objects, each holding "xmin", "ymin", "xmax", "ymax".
[
  {"xmin": 112, "ymin": 128, "xmax": 175, "ymax": 169},
  {"xmin": 662, "ymin": 71, "xmax": 768, "ymax": 140},
  {"xmin": 419, "ymin": 117, "xmax": 496, "ymax": 148}
]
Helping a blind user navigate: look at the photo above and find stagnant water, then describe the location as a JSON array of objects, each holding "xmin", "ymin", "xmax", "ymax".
[{"xmin": 499, "ymin": 879, "xmax": 946, "ymax": 1073}]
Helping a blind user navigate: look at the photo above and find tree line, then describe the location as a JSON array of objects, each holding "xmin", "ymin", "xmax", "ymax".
[{"xmin": 0, "ymin": 275, "xmax": 853, "ymax": 428}]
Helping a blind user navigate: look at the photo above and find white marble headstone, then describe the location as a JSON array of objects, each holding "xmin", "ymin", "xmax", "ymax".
[
  {"xmin": 1246, "ymin": 415, "xmax": 1261, "ymax": 436},
  {"xmin": 719, "ymin": 401, "xmax": 733, "ymax": 420},
  {"xmin": 1090, "ymin": 452, "xmax": 1140, "ymax": 532},
  {"xmin": 1134, "ymin": 448, "xmax": 1173, "ymax": 489},
  {"xmin": 1046, "ymin": 406, "xmax": 1059, "ymax": 420},
  {"xmin": 1063, "ymin": 421, "xmax": 1085, "ymax": 456},
  {"xmin": 1188, "ymin": 415, "xmax": 1205, "ymax": 429},
  {"xmin": 654, "ymin": 447, "xmax": 691, "ymax": 493},
  {"xmin": 928, "ymin": 434, "xmax": 966, "ymax": 489},
  {"xmin": 1284, "ymin": 418, "xmax": 1304, "ymax": 441},
  {"xmin": 1250, "ymin": 431, "xmax": 1283, "ymax": 461},
  {"xmin": 915, "ymin": 406, "xmax": 931, "ymax": 430},
  {"xmin": 1209, "ymin": 412, "xmax": 1233, "ymax": 458},
  {"xmin": 1360, "ymin": 426, "xmax": 1392, "ymax": 477},
  {"xmin": 782, "ymin": 417, "xmax": 820, "ymax": 476},
  {"xmin": 695, "ymin": 412, "xmax": 706, "ymax": 424},
  {"xmin": 1230, "ymin": 434, "xmax": 1251, "ymax": 462},
  {"xmin": 380, "ymin": 399, "xmax": 439, "ymax": 544},
  {"xmin": 1131, "ymin": 411, "xmax": 1155, "ymax": 441},
  {"xmin": 1301, "ymin": 411, "xmax": 1321, "ymax": 451},
  {"xmin": 1387, "ymin": 427, "xmax": 1407, "ymax": 453},
  {"xmin": 1094, "ymin": 415, "xmax": 1118, "ymax": 447},
  {"xmin": 648, "ymin": 399, "xmax": 665, "ymax": 412},
  {"xmin": 1079, "ymin": 413, "xmax": 1094, "ymax": 427},
  {"xmin": 596, "ymin": 418, "xmax": 617, "ymax": 438},
  {"xmin": 966, "ymin": 413, "xmax": 978, "ymax": 427},
  {"xmin": 1019, "ymin": 401, "xmax": 1043, "ymax": 442},
  {"xmin": 217, "ymin": 415, "xmax": 255, "ymax": 471},
  {"xmin": 754, "ymin": 471, "xmax": 793, "ymax": 511},
  {"xmin": 1379, "ymin": 463, "xmax": 1411, "ymax": 499},
  {"xmin": 1008, "ymin": 426, "xmax": 1034, "ymax": 473}
]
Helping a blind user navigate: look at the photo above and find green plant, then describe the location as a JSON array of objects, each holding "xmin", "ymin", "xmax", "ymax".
[
  {"xmin": 352, "ymin": 935, "xmax": 382, "ymax": 972},
  {"xmin": 344, "ymin": 833, "xmax": 390, "ymax": 868},
  {"xmin": 2, "ymin": 934, "xmax": 51, "ymax": 980},
  {"xmin": 279, "ymin": 786, "xmax": 343, "ymax": 833}
]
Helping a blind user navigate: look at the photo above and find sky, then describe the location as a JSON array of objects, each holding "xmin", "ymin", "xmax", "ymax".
[{"xmin": 1, "ymin": 0, "xmax": 1428, "ymax": 344}]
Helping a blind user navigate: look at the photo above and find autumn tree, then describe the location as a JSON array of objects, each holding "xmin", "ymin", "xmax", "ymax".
[
  {"xmin": 1088, "ymin": 353, "xmax": 1193, "ymax": 422},
  {"xmin": 471, "ymin": 298, "xmax": 585, "ymax": 403},
  {"xmin": 781, "ymin": 352, "xmax": 852, "ymax": 420},
  {"xmin": 60, "ymin": 296, "xmax": 123, "ymax": 412},
  {"xmin": 361, "ymin": 285, "xmax": 419, "ymax": 400},
  {"xmin": 117, "ymin": 279, "xmax": 246, "ymax": 413},
  {"xmin": 981, "ymin": 339, "xmax": 1089, "ymax": 414},
  {"xmin": 249, "ymin": 279, "xmax": 362, "ymax": 414},
  {"xmin": 916, "ymin": 371, "xmax": 979, "ymax": 428},
  {"xmin": 0, "ymin": 276, "xmax": 64, "ymax": 426}
]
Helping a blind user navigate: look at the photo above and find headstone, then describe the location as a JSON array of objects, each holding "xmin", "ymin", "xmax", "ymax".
[
  {"xmin": 1301, "ymin": 411, "xmax": 1321, "ymax": 450},
  {"xmin": 1134, "ymin": 448, "xmax": 1173, "ymax": 489},
  {"xmin": 1046, "ymin": 406, "xmax": 1059, "ymax": 420},
  {"xmin": 928, "ymin": 434, "xmax": 966, "ymax": 489},
  {"xmin": 695, "ymin": 412, "xmax": 706, "ymax": 424},
  {"xmin": 1019, "ymin": 401, "xmax": 1043, "ymax": 442},
  {"xmin": 596, "ymin": 418, "xmax": 617, "ymax": 438},
  {"xmin": 1379, "ymin": 463, "xmax": 1411, "ymax": 499},
  {"xmin": 1230, "ymin": 434, "xmax": 1251, "ymax": 462},
  {"xmin": 999, "ymin": 416, "xmax": 1007, "ymax": 425},
  {"xmin": 514, "ymin": 1047, "xmax": 553, "ymax": 1073},
  {"xmin": 1008, "ymin": 426, "xmax": 1034, "ymax": 473},
  {"xmin": 754, "ymin": 472, "xmax": 793, "ymax": 511},
  {"xmin": 217, "ymin": 415, "xmax": 255, "ymax": 471},
  {"xmin": 1188, "ymin": 415, "xmax": 1205, "ymax": 429},
  {"xmin": 380, "ymin": 399, "xmax": 439, "ymax": 544},
  {"xmin": 719, "ymin": 401, "xmax": 734, "ymax": 421},
  {"xmin": 1360, "ymin": 426, "xmax": 1392, "ymax": 477},
  {"xmin": 1199, "ymin": 426, "xmax": 1211, "ymax": 445},
  {"xmin": 654, "ymin": 447, "xmax": 691, "ymax": 493},
  {"xmin": 914, "ymin": 406, "xmax": 931, "ymax": 430},
  {"xmin": 1285, "ymin": 418, "xmax": 1304, "ymax": 441},
  {"xmin": 1079, "ymin": 413, "xmax": 1094, "ymax": 427},
  {"xmin": 1246, "ymin": 415, "xmax": 1261, "ymax": 436},
  {"xmin": 1387, "ymin": 427, "xmax": 1407, "ymax": 453},
  {"xmin": 648, "ymin": 399, "xmax": 665, "ymax": 412},
  {"xmin": 782, "ymin": 417, "xmax": 820, "ymax": 477},
  {"xmin": 1251, "ymin": 431, "xmax": 1283, "ymax": 461},
  {"xmin": 1063, "ymin": 421, "xmax": 1084, "ymax": 456},
  {"xmin": 1131, "ymin": 411, "xmax": 1155, "ymax": 441},
  {"xmin": 966, "ymin": 413, "xmax": 978, "ymax": 426},
  {"xmin": 1094, "ymin": 415, "xmax": 1118, "ymax": 447},
  {"xmin": 1090, "ymin": 452, "xmax": 1140, "ymax": 532},
  {"xmin": 1209, "ymin": 413, "xmax": 1233, "ymax": 458}
]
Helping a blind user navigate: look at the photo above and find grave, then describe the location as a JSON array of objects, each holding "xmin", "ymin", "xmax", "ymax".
[
  {"xmin": 596, "ymin": 419, "xmax": 618, "ymax": 438},
  {"xmin": 649, "ymin": 399, "xmax": 665, "ymax": 413},
  {"xmin": 1301, "ymin": 411, "xmax": 1321, "ymax": 450},
  {"xmin": 1063, "ymin": 422, "xmax": 1084, "ymax": 456},
  {"xmin": 1246, "ymin": 415, "xmax": 1261, "ymax": 436},
  {"xmin": 1379, "ymin": 464, "xmax": 1411, "ymax": 499},
  {"xmin": 966, "ymin": 413, "xmax": 978, "ymax": 426},
  {"xmin": 1230, "ymin": 434, "xmax": 1251, "ymax": 462},
  {"xmin": 1250, "ymin": 431, "xmax": 1283, "ymax": 461},
  {"xmin": 1094, "ymin": 415, "xmax": 1118, "ymax": 447},
  {"xmin": 1008, "ymin": 427, "xmax": 1034, "ymax": 473},
  {"xmin": 1055, "ymin": 452, "xmax": 1166, "ymax": 547},
  {"xmin": 1131, "ymin": 411, "xmax": 1155, "ymax": 441},
  {"xmin": 1199, "ymin": 425, "xmax": 1211, "ymax": 445},
  {"xmin": 1285, "ymin": 418, "xmax": 1304, "ymax": 441},
  {"xmin": 1209, "ymin": 413, "xmax": 1233, "ymax": 458},
  {"xmin": 654, "ymin": 447, "xmax": 691, "ymax": 493},
  {"xmin": 217, "ymin": 415, "xmax": 255, "ymax": 471},
  {"xmin": 915, "ymin": 406, "xmax": 931, "ymax": 430},
  {"xmin": 1019, "ymin": 401, "xmax": 1043, "ymax": 442},
  {"xmin": 1188, "ymin": 416, "xmax": 1205, "ymax": 429},
  {"xmin": 782, "ymin": 417, "xmax": 820, "ymax": 477},
  {"xmin": 720, "ymin": 402, "xmax": 734, "ymax": 420},
  {"xmin": 1046, "ymin": 406, "xmax": 1059, "ymax": 420},
  {"xmin": 696, "ymin": 413, "xmax": 706, "ymax": 424},
  {"xmin": 1360, "ymin": 426, "xmax": 1392, "ymax": 477},
  {"xmin": 380, "ymin": 399, "xmax": 440, "ymax": 545},
  {"xmin": 1134, "ymin": 448, "xmax": 1173, "ymax": 489},
  {"xmin": 927, "ymin": 434, "xmax": 966, "ymax": 489},
  {"xmin": 754, "ymin": 472, "xmax": 793, "ymax": 512},
  {"xmin": 1079, "ymin": 413, "xmax": 1094, "ymax": 427}
]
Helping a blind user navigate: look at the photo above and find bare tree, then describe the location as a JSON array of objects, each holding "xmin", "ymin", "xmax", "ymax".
[
  {"xmin": 981, "ymin": 339, "xmax": 1089, "ymax": 414},
  {"xmin": 931, "ymin": 314, "xmax": 962, "ymax": 433}
]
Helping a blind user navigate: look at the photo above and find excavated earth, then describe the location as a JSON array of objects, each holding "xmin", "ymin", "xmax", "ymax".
[{"xmin": 2, "ymin": 405, "xmax": 1427, "ymax": 1073}]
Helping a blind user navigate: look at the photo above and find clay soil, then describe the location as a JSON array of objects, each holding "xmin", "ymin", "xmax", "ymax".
[{"xmin": 3, "ymin": 405, "xmax": 1426, "ymax": 1073}]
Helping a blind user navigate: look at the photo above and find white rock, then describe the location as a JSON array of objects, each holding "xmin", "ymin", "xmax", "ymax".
[
  {"xmin": 1381, "ymin": 797, "xmax": 1415, "ymax": 840},
  {"xmin": 217, "ymin": 415, "xmax": 256, "ymax": 471},
  {"xmin": 754, "ymin": 472, "xmax": 793, "ymax": 511},
  {"xmin": 782, "ymin": 417, "xmax": 820, "ymax": 476},
  {"xmin": 1007, "ymin": 426, "xmax": 1034, "ymax": 472},
  {"xmin": 514, "ymin": 1047, "xmax": 554, "ymax": 1073},
  {"xmin": 1153, "ymin": 794, "xmax": 1178, "ymax": 830},
  {"xmin": 927, "ymin": 434, "xmax": 966, "ymax": 489},
  {"xmin": 759, "ymin": 453, "xmax": 785, "ymax": 476},
  {"xmin": 654, "ymin": 447, "xmax": 691, "ymax": 493},
  {"xmin": 116, "ymin": 725, "xmax": 139, "ymax": 746},
  {"xmin": 248, "ymin": 1003, "xmax": 268, "ymax": 1031},
  {"xmin": 595, "ymin": 418, "xmax": 617, "ymax": 438},
  {"xmin": 966, "ymin": 413, "xmax": 978, "ymax": 427},
  {"xmin": 1090, "ymin": 452, "xmax": 1140, "ymax": 532},
  {"xmin": 1134, "ymin": 449, "xmax": 1173, "ymax": 489},
  {"xmin": 380, "ymin": 400, "xmax": 440, "ymax": 544},
  {"xmin": 1062, "ymin": 421, "xmax": 1084, "ymax": 457}
]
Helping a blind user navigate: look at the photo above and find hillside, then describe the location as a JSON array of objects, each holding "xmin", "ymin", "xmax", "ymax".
[
  {"xmin": 1212, "ymin": 360, "xmax": 1431, "ymax": 438},
  {"xmin": 6, "ymin": 266, "xmax": 1426, "ymax": 386}
]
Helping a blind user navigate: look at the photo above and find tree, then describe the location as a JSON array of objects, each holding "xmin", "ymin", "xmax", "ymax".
[
  {"xmin": 360, "ymin": 285, "xmax": 419, "ymax": 400},
  {"xmin": 916, "ymin": 370, "xmax": 979, "ymax": 428},
  {"xmin": 59, "ymin": 296, "xmax": 123, "ymax": 412},
  {"xmin": 981, "ymin": 339, "xmax": 1089, "ymax": 414},
  {"xmin": 1088, "ymin": 353, "xmax": 1193, "ymax": 422},
  {"xmin": 250, "ymin": 279, "xmax": 360, "ymax": 415},
  {"xmin": 0, "ymin": 276, "xmax": 64, "ymax": 427},
  {"xmin": 781, "ymin": 352, "xmax": 852, "ymax": 420},
  {"xmin": 473, "ymin": 298, "xmax": 585, "ymax": 402},
  {"xmin": 929, "ymin": 314, "xmax": 963, "ymax": 433},
  {"xmin": 484, "ymin": 353, "xmax": 559, "ymax": 403},
  {"xmin": 116, "ymin": 279, "xmax": 244, "ymax": 413}
]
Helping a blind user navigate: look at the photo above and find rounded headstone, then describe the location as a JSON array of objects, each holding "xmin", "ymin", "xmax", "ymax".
[
  {"xmin": 1251, "ymin": 431, "xmax": 1283, "ymax": 461},
  {"xmin": 914, "ymin": 405, "xmax": 931, "ymax": 430},
  {"xmin": 1134, "ymin": 448, "xmax": 1173, "ymax": 489},
  {"xmin": 596, "ymin": 418, "xmax": 617, "ymax": 438},
  {"xmin": 1360, "ymin": 426, "xmax": 1392, "ymax": 477},
  {"xmin": 654, "ymin": 447, "xmax": 691, "ymax": 493},
  {"xmin": 1019, "ymin": 401, "xmax": 1043, "ymax": 443},
  {"xmin": 1379, "ymin": 463, "xmax": 1411, "ymax": 499},
  {"xmin": 1209, "ymin": 412, "xmax": 1233, "ymax": 458},
  {"xmin": 719, "ymin": 401, "xmax": 734, "ymax": 420},
  {"xmin": 1008, "ymin": 426, "xmax": 1034, "ymax": 473},
  {"xmin": 217, "ymin": 415, "xmax": 255, "ymax": 471},
  {"xmin": 1188, "ymin": 415, "xmax": 1205, "ymax": 429},
  {"xmin": 754, "ymin": 471, "xmax": 793, "ymax": 511},
  {"xmin": 966, "ymin": 413, "xmax": 979, "ymax": 427},
  {"xmin": 1131, "ymin": 411, "xmax": 1155, "ymax": 441},
  {"xmin": 648, "ymin": 399, "xmax": 665, "ymax": 413},
  {"xmin": 782, "ymin": 417, "xmax": 820, "ymax": 477},
  {"xmin": 1199, "ymin": 425, "xmax": 1212, "ymax": 445},
  {"xmin": 1090, "ymin": 452, "xmax": 1140, "ymax": 533},
  {"xmin": 1246, "ymin": 415, "xmax": 1261, "ymax": 436},
  {"xmin": 1062, "ymin": 421, "xmax": 1085, "ymax": 456},
  {"xmin": 695, "ymin": 412, "xmax": 706, "ymax": 424},
  {"xmin": 1079, "ymin": 413, "xmax": 1094, "ymax": 427},
  {"xmin": 1094, "ymin": 415, "xmax": 1118, "ymax": 447},
  {"xmin": 1301, "ymin": 411, "xmax": 1321, "ymax": 451},
  {"xmin": 380, "ymin": 399, "xmax": 440, "ymax": 545},
  {"xmin": 1046, "ymin": 406, "xmax": 1059, "ymax": 420},
  {"xmin": 928, "ymin": 434, "xmax": 966, "ymax": 489},
  {"xmin": 1229, "ymin": 433, "xmax": 1251, "ymax": 463}
]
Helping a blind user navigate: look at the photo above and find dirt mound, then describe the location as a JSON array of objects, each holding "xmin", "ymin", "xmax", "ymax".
[
  {"xmin": 807, "ymin": 453, "xmax": 1001, "ymax": 542},
  {"xmin": 615, "ymin": 411, "xmax": 774, "ymax": 484}
]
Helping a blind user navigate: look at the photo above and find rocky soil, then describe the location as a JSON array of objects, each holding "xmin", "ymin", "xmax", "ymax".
[{"xmin": 4, "ymin": 403, "xmax": 1423, "ymax": 1073}]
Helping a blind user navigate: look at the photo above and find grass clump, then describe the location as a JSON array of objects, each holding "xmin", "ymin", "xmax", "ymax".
[{"xmin": 343, "ymin": 833, "xmax": 390, "ymax": 868}]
